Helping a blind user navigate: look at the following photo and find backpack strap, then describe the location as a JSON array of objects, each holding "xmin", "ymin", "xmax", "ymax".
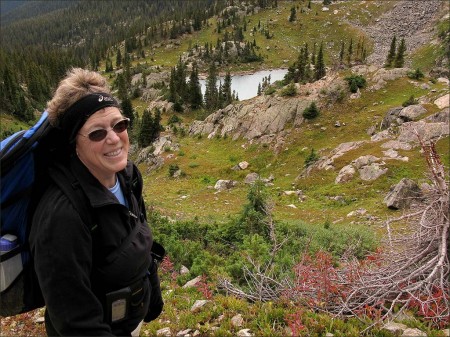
[{"xmin": 51, "ymin": 165, "xmax": 96, "ymax": 232}]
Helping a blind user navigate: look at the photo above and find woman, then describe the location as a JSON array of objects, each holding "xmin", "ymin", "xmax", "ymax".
[{"xmin": 29, "ymin": 68, "xmax": 163, "ymax": 336}]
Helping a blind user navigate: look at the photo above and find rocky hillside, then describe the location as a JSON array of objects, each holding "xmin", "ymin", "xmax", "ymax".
[{"xmin": 355, "ymin": 0, "xmax": 445, "ymax": 67}]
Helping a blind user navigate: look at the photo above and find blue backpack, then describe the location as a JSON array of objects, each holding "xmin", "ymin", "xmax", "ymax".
[{"xmin": 0, "ymin": 112, "xmax": 91, "ymax": 316}]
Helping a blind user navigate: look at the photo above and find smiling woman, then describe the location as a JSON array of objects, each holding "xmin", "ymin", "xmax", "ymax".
[{"xmin": 28, "ymin": 68, "xmax": 164, "ymax": 336}]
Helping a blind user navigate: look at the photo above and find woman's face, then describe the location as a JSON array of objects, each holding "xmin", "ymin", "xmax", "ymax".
[{"xmin": 76, "ymin": 107, "xmax": 129, "ymax": 188}]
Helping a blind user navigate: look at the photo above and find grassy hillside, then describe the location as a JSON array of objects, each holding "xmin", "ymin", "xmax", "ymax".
[{"xmin": 1, "ymin": 1, "xmax": 448, "ymax": 336}]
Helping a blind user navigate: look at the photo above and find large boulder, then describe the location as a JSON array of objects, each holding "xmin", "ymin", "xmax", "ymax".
[
  {"xmin": 384, "ymin": 178, "xmax": 422, "ymax": 209},
  {"xmin": 398, "ymin": 104, "xmax": 427, "ymax": 121},
  {"xmin": 380, "ymin": 106, "xmax": 403, "ymax": 129}
]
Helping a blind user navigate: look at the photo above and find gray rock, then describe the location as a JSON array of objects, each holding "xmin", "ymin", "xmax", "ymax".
[
  {"xmin": 381, "ymin": 106, "xmax": 403, "ymax": 129},
  {"xmin": 383, "ymin": 322, "xmax": 408, "ymax": 334},
  {"xmin": 424, "ymin": 108, "xmax": 449, "ymax": 123},
  {"xmin": 231, "ymin": 314, "xmax": 244, "ymax": 327},
  {"xmin": 183, "ymin": 275, "xmax": 202, "ymax": 288},
  {"xmin": 402, "ymin": 328, "xmax": 427, "ymax": 336},
  {"xmin": 177, "ymin": 329, "xmax": 193, "ymax": 337},
  {"xmin": 237, "ymin": 329, "xmax": 253, "ymax": 337},
  {"xmin": 399, "ymin": 104, "xmax": 427, "ymax": 121},
  {"xmin": 335, "ymin": 164, "xmax": 356, "ymax": 184},
  {"xmin": 190, "ymin": 299, "xmax": 211, "ymax": 312},
  {"xmin": 397, "ymin": 120, "xmax": 449, "ymax": 144},
  {"xmin": 214, "ymin": 179, "xmax": 238, "ymax": 191},
  {"xmin": 157, "ymin": 327, "xmax": 172, "ymax": 337},
  {"xmin": 353, "ymin": 155, "xmax": 380, "ymax": 170},
  {"xmin": 359, "ymin": 163, "xmax": 388, "ymax": 181},
  {"xmin": 384, "ymin": 178, "xmax": 422, "ymax": 209},
  {"xmin": 244, "ymin": 173, "xmax": 260, "ymax": 184},
  {"xmin": 434, "ymin": 94, "xmax": 449, "ymax": 109}
]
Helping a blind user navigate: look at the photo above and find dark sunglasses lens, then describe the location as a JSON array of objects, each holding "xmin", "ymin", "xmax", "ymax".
[
  {"xmin": 88, "ymin": 130, "xmax": 107, "ymax": 142},
  {"xmin": 87, "ymin": 119, "xmax": 129, "ymax": 142},
  {"xmin": 113, "ymin": 119, "xmax": 129, "ymax": 133}
]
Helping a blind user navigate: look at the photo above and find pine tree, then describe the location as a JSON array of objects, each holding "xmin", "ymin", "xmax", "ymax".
[
  {"xmin": 204, "ymin": 63, "xmax": 219, "ymax": 111},
  {"xmin": 315, "ymin": 42, "xmax": 326, "ymax": 80},
  {"xmin": 121, "ymin": 97, "xmax": 135, "ymax": 128},
  {"xmin": 289, "ymin": 6, "xmax": 296, "ymax": 22},
  {"xmin": 347, "ymin": 38, "xmax": 353, "ymax": 65},
  {"xmin": 116, "ymin": 48, "xmax": 122, "ymax": 68},
  {"xmin": 339, "ymin": 41, "xmax": 345, "ymax": 65},
  {"xmin": 188, "ymin": 61, "xmax": 203, "ymax": 109},
  {"xmin": 222, "ymin": 71, "xmax": 232, "ymax": 106},
  {"xmin": 303, "ymin": 101, "xmax": 319, "ymax": 119},
  {"xmin": 385, "ymin": 35, "xmax": 397, "ymax": 68},
  {"xmin": 138, "ymin": 109, "xmax": 154, "ymax": 148},
  {"xmin": 168, "ymin": 67, "xmax": 177, "ymax": 103},
  {"xmin": 394, "ymin": 37, "xmax": 406, "ymax": 68}
]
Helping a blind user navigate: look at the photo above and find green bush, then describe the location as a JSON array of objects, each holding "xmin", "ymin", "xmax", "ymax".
[
  {"xmin": 402, "ymin": 95, "xmax": 418, "ymax": 107},
  {"xmin": 168, "ymin": 164, "xmax": 180, "ymax": 177},
  {"xmin": 407, "ymin": 68, "xmax": 424, "ymax": 80},
  {"xmin": 280, "ymin": 82, "xmax": 297, "ymax": 97},
  {"xmin": 344, "ymin": 74, "xmax": 367, "ymax": 93},
  {"xmin": 303, "ymin": 102, "xmax": 319, "ymax": 119}
]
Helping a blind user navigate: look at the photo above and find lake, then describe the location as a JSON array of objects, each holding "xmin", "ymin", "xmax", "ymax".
[{"xmin": 199, "ymin": 68, "xmax": 288, "ymax": 101}]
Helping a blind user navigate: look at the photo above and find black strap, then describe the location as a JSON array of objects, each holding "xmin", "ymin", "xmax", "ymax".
[{"xmin": 51, "ymin": 165, "xmax": 96, "ymax": 231}]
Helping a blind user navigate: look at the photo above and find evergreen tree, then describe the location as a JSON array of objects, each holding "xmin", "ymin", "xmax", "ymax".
[
  {"xmin": 138, "ymin": 108, "xmax": 162, "ymax": 148},
  {"xmin": 121, "ymin": 97, "xmax": 135, "ymax": 128},
  {"xmin": 315, "ymin": 42, "xmax": 326, "ymax": 80},
  {"xmin": 394, "ymin": 38, "xmax": 406, "ymax": 68},
  {"xmin": 116, "ymin": 48, "xmax": 122, "ymax": 68},
  {"xmin": 204, "ymin": 63, "xmax": 219, "ymax": 111},
  {"xmin": 116, "ymin": 73, "xmax": 128, "ymax": 101},
  {"xmin": 347, "ymin": 38, "xmax": 353, "ymax": 65},
  {"xmin": 303, "ymin": 101, "xmax": 319, "ymax": 119},
  {"xmin": 188, "ymin": 62, "xmax": 203, "ymax": 109},
  {"xmin": 138, "ymin": 109, "xmax": 153, "ymax": 148},
  {"xmin": 222, "ymin": 71, "xmax": 233, "ymax": 106},
  {"xmin": 339, "ymin": 41, "xmax": 345, "ymax": 64},
  {"xmin": 385, "ymin": 35, "xmax": 397, "ymax": 68},
  {"xmin": 168, "ymin": 67, "xmax": 176, "ymax": 103},
  {"xmin": 289, "ymin": 6, "xmax": 296, "ymax": 22}
]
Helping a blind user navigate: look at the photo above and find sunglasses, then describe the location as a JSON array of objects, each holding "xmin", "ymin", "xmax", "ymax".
[{"xmin": 79, "ymin": 118, "xmax": 130, "ymax": 142}]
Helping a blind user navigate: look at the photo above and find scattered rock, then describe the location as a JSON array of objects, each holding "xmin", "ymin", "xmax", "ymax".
[
  {"xmin": 237, "ymin": 328, "xmax": 253, "ymax": 337},
  {"xmin": 382, "ymin": 322, "xmax": 408, "ymax": 334},
  {"xmin": 180, "ymin": 265, "xmax": 190, "ymax": 275},
  {"xmin": 384, "ymin": 178, "xmax": 422, "ymax": 209},
  {"xmin": 191, "ymin": 300, "xmax": 211, "ymax": 312},
  {"xmin": 358, "ymin": 163, "xmax": 388, "ymax": 181},
  {"xmin": 238, "ymin": 161, "xmax": 249, "ymax": 170},
  {"xmin": 214, "ymin": 179, "xmax": 238, "ymax": 191},
  {"xmin": 335, "ymin": 164, "xmax": 356, "ymax": 184},
  {"xmin": 402, "ymin": 328, "xmax": 427, "ymax": 336},
  {"xmin": 177, "ymin": 328, "xmax": 193, "ymax": 336},
  {"xmin": 157, "ymin": 327, "xmax": 172, "ymax": 337},
  {"xmin": 244, "ymin": 173, "xmax": 260, "ymax": 184},
  {"xmin": 434, "ymin": 94, "xmax": 449, "ymax": 109},
  {"xmin": 183, "ymin": 275, "xmax": 202, "ymax": 288},
  {"xmin": 399, "ymin": 104, "xmax": 427, "ymax": 121},
  {"xmin": 231, "ymin": 314, "xmax": 244, "ymax": 327}
]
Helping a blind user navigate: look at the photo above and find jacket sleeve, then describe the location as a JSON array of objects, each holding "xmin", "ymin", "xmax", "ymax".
[{"xmin": 30, "ymin": 190, "xmax": 113, "ymax": 336}]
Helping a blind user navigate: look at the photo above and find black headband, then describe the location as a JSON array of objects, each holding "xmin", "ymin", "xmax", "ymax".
[{"xmin": 59, "ymin": 92, "xmax": 120, "ymax": 143}]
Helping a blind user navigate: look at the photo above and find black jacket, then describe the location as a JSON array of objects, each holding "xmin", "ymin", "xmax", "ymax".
[{"xmin": 30, "ymin": 155, "xmax": 158, "ymax": 336}]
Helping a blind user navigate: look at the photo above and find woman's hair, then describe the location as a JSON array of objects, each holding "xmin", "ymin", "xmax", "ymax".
[{"xmin": 46, "ymin": 68, "xmax": 111, "ymax": 126}]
